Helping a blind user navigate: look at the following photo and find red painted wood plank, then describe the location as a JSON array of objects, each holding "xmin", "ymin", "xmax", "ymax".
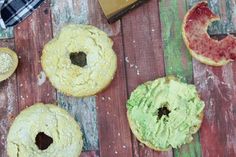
[
  {"xmin": 90, "ymin": 0, "xmax": 134, "ymax": 157},
  {"xmin": 14, "ymin": 0, "xmax": 55, "ymax": 111},
  {"xmin": 96, "ymin": 34, "xmax": 133, "ymax": 157},
  {"xmin": 0, "ymin": 39, "xmax": 18, "ymax": 157},
  {"xmin": 122, "ymin": 0, "xmax": 173, "ymax": 156},
  {"xmin": 193, "ymin": 35, "xmax": 236, "ymax": 156}
]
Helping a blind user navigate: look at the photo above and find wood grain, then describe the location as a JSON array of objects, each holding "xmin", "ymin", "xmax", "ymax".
[
  {"xmin": 192, "ymin": 36, "xmax": 236, "ymax": 157},
  {"xmin": 87, "ymin": 0, "xmax": 133, "ymax": 156},
  {"xmin": 159, "ymin": 0, "xmax": 202, "ymax": 156},
  {"xmin": 58, "ymin": 95, "xmax": 98, "ymax": 151},
  {"xmin": 50, "ymin": 0, "xmax": 99, "ymax": 151},
  {"xmin": 96, "ymin": 34, "xmax": 133, "ymax": 157},
  {"xmin": 187, "ymin": 0, "xmax": 236, "ymax": 35},
  {"xmin": 86, "ymin": 0, "xmax": 135, "ymax": 156},
  {"xmin": 187, "ymin": 0, "xmax": 236, "ymax": 156},
  {"xmin": 80, "ymin": 150, "xmax": 99, "ymax": 157},
  {"xmin": 51, "ymin": 0, "xmax": 89, "ymax": 35},
  {"xmin": 0, "ymin": 39, "xmax": 18, "ymax": 157},
  {"xmin": 14, "ymin": 0, "xmax": 55, "ymax": 111},
  {"xmin": 12, "ymin": 2, "xmax": 56, "ymax": 155},
  {"xmin": 122, "ymin": 0, "xmax": 172, "ymax": 156}
]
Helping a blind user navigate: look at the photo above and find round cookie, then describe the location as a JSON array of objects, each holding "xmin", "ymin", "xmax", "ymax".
[
  {"xmin": 41, "ymin": 24, "xmax": 117, "ymax": 97},
  {"xmin": 7, "ymin": 103, "xmax": 83, "ymax": 157},
  {"xmin": 0, "ymin": 48, "xmax": 18, "ymax": 82},
  {"xmin": 182, "ymin": 1, "xmax": 235, "ymax": 66},
  {"xmin": 126, "ymin": 76, "xmax": 205, "ymax": 151}
]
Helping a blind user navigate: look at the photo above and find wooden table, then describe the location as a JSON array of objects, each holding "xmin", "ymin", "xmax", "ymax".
[{"xmin": 0, "ymin": 0, "xmax": 236, "ymax": 156}]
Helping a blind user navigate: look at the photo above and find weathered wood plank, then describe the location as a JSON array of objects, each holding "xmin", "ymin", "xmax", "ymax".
[
  {"xmin": 187, "ymin": 0, "xmax": 236, "ymax": 35},
  {"xmin": 122, "ymin": 0, "xmax": 172, "ymax": 156},
  {"xmin": 14, "ymin": 0, "xmax": 55, "ymax": 111},
  {"xmin": 159, "ymin": 0, "xmax": 202, "ymax": 156},
  {"xmin": 186, "ymin": 1, "xmax": 236, "ymax": 156},
  {"xmin": 58, "ymin": 95, "xmax": 98, "ymax": 151},
  {"xmin": 88, "ymin": 0, "xmax": 133, "ymax": 156},
  {"xmin": 50, "ymin": 0, "xmax": 99, "ymax": 151},
  {"xmin": 0, "ymin": 27, "xmax": 13, "ymax": 39},
  {"xmin": 0, "ymin": 39, "xmax": 18, "ymax": 157},
  {"xmin": 160, "ymin": 0, "xmax": 193, "ymax": 82},
  {"xmin": 51, "ymin": 0, "xmax": 120, "ymax": 36},
  {"xmin": 193, "ymin": 36, "xmax": 236, "ymax": 157},
  {"xmin": 96, "ymin": 34, "xmax": 133, "ymax": 157},
  {"xmin": 51, "ymin": 0, "xmax": 89, "ymax": 35}
]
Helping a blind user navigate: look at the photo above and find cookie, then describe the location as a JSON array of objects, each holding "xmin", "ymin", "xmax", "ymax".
[
  {"xmin": 41, "ymin": 24, "xmax": 117, "ymax": 97},
  {"xmin": 7, "ymin": 103, "xmax": 83, "ymax": 157},
  {"xmin": 0, "ymin": 48, "xmax": 18, "ymax": 81},
  {"xmin": 126, "ymin": 76, "xmax": 205, "ymax": 150},
  {"xmin": 182, "ymin": 1, "xmax": 236, "ymax": 66}
]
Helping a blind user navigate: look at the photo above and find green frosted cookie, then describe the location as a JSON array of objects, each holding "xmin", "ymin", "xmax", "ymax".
[{"xmin": 127, "ymin": 76, "xmax": 205, "ymax": 151}]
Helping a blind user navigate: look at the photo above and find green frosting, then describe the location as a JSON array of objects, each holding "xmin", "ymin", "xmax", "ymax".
[{"xmin": 127, "ymin": 77, "xmax": 205, "ymax": 149}]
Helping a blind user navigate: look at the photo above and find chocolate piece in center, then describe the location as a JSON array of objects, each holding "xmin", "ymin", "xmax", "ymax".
[
  {"xmin": 158, "ymin": 107, "xmax": 171, "ymax": 119},
  {"xmin": 70, "ymin": 52, "xmax": 87, "ymax": 67},
  {"xmin": 35, "ymin": 132, "xmax": 53, "ymax": 150}
]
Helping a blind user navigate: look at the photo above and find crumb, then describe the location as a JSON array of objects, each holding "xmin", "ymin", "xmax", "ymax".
[
  {"xmin": 37, "ymin": 71, "xmax": 46, "ymax": 86},
  {"xmin": 125, "ymin": 57, "xmax": 129, "ymax": 63},
  {"xmin": 101, "ymin": 97, "xmax": 105, "ymax": 100},
  {"xmin": 136, "ymin": 70, "xmax": 140, "ymax": 75},
  {"xmin": 118, "ymin": 133, "xmax": 120, "ymax": 136},
  {"xmin": 106, "ymin": 111, "xmax": 110, "ymax": 115},
  {"xmin": 20, "ymin": 84, "xmax": 23, "ymax": 87},
  {"xmin": 122, "ymin": 145, "xmax": 126, "ymax": 148},
  {"xmin": 108, "ymin": 97, "xmax": 111, "ymax": 100},
  {"xmin": 115, "ymin": 151, "xmax": 118, "ymax": 154}
]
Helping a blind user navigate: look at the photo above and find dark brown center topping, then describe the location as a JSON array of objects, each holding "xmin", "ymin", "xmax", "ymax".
[
  {"xmin": 70, "ymin": 51, "xmax": 87, "ymax": 67},
  {"xmin": 35, "ymin": 132, "xmax": 53, "ymax": 150},
  {"xmin": 158, "ymin": 107, "xmax": 171, "ymax": 119}
]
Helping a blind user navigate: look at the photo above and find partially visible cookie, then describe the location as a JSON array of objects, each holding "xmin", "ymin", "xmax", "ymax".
[
  {"xmin": 7, "ymin": 103, "xmax": 83, "ymax": 157},
  {"xmin": 182, "ymin": 1, "xmax": 236, "ymax": 66},
  {"xmin": 0, "ymin": 48, "xmax": 18, "ymax": 81},
  {"xmin": 41, "ymin": 24, "xmax": 117, "ymax": 97},
  {"xmin": 127, "ymin": 76, "xmax": 205, "ymax": 150}
]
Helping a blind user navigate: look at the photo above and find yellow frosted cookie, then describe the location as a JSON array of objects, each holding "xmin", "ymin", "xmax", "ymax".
[
  {"xmin": 41, "ymin": 24, "xmax": 117, "ymax": 97},
  {"xmin": 7, "ymin": 103, "xmax": 83, "ymax": 157}
]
